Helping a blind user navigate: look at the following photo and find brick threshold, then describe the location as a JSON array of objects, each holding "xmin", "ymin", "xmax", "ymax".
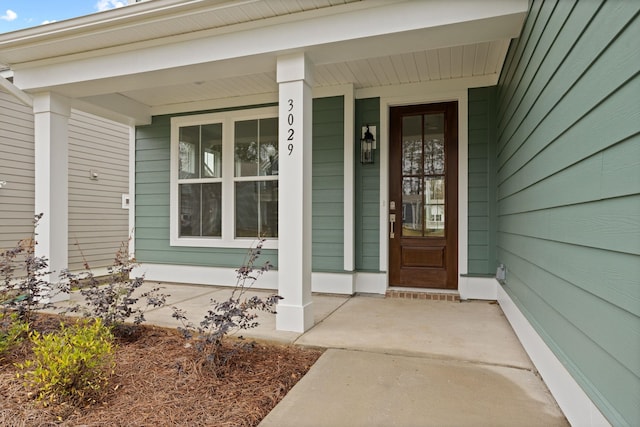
[{"xmin": 386, "ymin": 289, "xmax": 460, "ymax": 302}]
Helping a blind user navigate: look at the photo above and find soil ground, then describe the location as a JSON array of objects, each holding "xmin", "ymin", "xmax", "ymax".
[{"xmin": 0, "ymin": 315, "xmax": 323, "ymax": 427}]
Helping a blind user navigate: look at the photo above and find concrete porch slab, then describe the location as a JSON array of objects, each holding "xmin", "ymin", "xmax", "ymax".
[
  {"xmin": 295, "ymin": 297, "xmax": 533, "ymax": 369},
  {"xmin": 259, "ymin": 348, "xmax": 568, "ymax": 427}
]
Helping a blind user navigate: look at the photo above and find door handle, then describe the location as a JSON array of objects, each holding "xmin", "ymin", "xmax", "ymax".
[{"xmin": 389, "ymin": 213, "xmax": 396, "ymax": 239}]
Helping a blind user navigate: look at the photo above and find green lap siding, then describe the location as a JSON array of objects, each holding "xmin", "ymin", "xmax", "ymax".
[
  {"xmin": 467, "ymin": 87, "xmax": 497, "ymax": 275},
  {"xmin": 135, "ymin": 100, "xmax": 347, "ymax": 272},
  {"xmin": 354, "ymin": 98, "xmax": 380, "ymax": 271},
  {"xmin": 496, "ymin": 1, "xmax": 640, "ymax": 425},
  {"xmin": 312, "ymin": 96, "xmax": 345, "ymax": 271}
]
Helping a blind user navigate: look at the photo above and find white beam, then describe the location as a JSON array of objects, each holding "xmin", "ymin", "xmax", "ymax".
[
  {"xmin": 276, "ymin": 52, "xmax": 314, "ymax": 333},
  {"xmin": 76, "ymin": 94, "xmax": 151, "ymax": 126},
  {"xmin": 0, "ymin": 76, "xmax": 33, "ymax": 107}
]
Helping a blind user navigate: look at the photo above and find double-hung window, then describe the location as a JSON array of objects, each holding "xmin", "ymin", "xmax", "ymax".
[{"xmin": 170, "ymin": 107, "xmax": 278, "ymax": 248}]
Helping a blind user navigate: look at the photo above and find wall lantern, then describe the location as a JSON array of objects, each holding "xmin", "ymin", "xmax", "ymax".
[{"xmin": 360, "ymin": 125, "xmax": 376, "ymax": 164}]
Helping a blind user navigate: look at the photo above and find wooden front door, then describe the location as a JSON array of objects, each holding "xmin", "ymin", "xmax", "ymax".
[{"xmin": 389, "ymin": 102, "xmax": 458, "ymax": 289}]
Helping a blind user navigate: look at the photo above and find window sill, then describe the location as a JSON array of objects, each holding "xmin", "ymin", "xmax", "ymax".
[{"xmin": 170, "ymin": 237, "xmax": 278, "ymax": 250}]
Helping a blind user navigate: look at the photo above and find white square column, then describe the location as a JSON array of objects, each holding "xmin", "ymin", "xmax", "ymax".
[
  {"xmin": 276, "ymin": 53, "xmax": 314, "ymax": 332},
  {"xmin": 33, "ymin": 92, "xmax": 71, "ymax": 285}
]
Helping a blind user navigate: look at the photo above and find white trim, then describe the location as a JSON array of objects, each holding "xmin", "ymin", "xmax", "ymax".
[
  {"xmin": 343, "ymin": 86, "xmax": 355, "ymax": 271},
  {"xmin": 497, "ymin": 285, "xmax": 611, "ymax": 427},
  {"xmin": 132, "ymin": 263, "xmax": 278, "ymax": 290},
  {"xmin": 378, "ymin": 84, "xmax": 470, "ymax": 287},
  {"xmin": 152, "ymin": 92, "xmax": 278, "ymax": 117},
  {"xmin": 312, "ymin": 272, "xmax": 354, "ymax": 295},
  {"xmin": 354, "ymin": 272, "xmax": 387, "ymax": 295},
  {"xmin": 134, "ymin": 263, "xmax": 362, "ymax": 296},
  {"xmin": 356, "ymin": 75, "xmax": 498, "ymax": 100},
  {"xmin": 458, "ymin": 276, "xmax": 497, "ymax": 300},
  {"xmin": 128, "ymin": 125, "xmax": 136, "ymax": 258},
  {"xmin": 169, "ymin": 106, "xmax": 279, "ymax": 250}
]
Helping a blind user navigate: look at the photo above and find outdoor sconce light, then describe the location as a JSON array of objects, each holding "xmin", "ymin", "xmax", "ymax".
[{"xmin": 360, "ymin": 125, "xmax": 376, "ymax": 164}]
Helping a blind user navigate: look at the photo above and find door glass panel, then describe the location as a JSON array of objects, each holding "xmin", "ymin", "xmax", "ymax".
[
  {"xmin": 425, "ymin": 177, "xmax": 445, "ymax": 236},
  {"xmin": 402, "ymin": 116, "xmax": 422, "ymax": 175},
  {"xmin": 424, "ymin": 113, "xmax": 445, "ymax": 175},
  {"xmin": 400, "ymin": 113, "xmax": 446, "ymax": 237},
  {"xmin": 402, "ymin": 177, "xmax": 422, "ymax": 236}
]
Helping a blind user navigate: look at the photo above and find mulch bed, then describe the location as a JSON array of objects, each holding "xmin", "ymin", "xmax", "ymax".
[{"xmin": 0, "ymin": 315, "xmax": 323, "ymax": 427}]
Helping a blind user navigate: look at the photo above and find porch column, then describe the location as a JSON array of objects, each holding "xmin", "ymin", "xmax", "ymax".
[
  {"xmin": 33, "ymin": 92, "xmax": 70, "ymax": 289},
  {"xmin": 276, "ymin": 52, "xmax": 314, "ymax": 332}
]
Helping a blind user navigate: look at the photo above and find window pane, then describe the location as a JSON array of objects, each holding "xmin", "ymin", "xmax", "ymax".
[
  {"xmin": 179, "ymin": 126, "xmax": 200, "ymax": 179},
  {"xmin": 235, "ymin": 120, "xmax": 258, "ymax": 176},
  {"xmin": 235, "ymin": 181, "xmax": 278, "ymax": 238},
  {"xmin": 235, "ymin": 118, "xmax": 279, "ymax": 177},
  {"xmin": 259, "ymin": 117, "xmax": 278, "ymax": 176},
  {"xmin": 179, "ymin": 183, "xmax": 221, "ymax": 237},
  {"xmin": 201, "ymin": 123, "xmax": 222, "ymax": 178}
]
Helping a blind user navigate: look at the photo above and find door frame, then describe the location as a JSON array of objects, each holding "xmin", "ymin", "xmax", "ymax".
[
  {"xmin": 377, "ymin": 88, "xmax": 470, "ymax": 288},
  {"xmin": 388, "ymin": 101, "xmax": 458, "ymax": 289}
]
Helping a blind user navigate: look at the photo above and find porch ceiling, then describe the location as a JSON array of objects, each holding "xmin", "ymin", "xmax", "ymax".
[
  {"xmin": 116, "ymin": 39, "xmax": 511, "ymax": 108},
  {"xmin": 0, "ymin": 0, "xmax": 527, "ymax": 123}
]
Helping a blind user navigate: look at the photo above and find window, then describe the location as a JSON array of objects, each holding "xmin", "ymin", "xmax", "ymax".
[{"xmin": 170, "ymin": 107, "xmax": 278, "ymax": 248}]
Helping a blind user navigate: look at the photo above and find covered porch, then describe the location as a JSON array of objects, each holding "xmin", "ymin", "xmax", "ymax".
[{"xmin": 0, "ymin": 0, "xmax": 528, "ymax": 333}]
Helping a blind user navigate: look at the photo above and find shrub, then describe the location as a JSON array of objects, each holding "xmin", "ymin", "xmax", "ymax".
[
  {"xmin": 17, "ymin": 318, "xmax": 115, "ymax": 404},
  {"xmin": 0, "ymin": 214, "xmax": 63, "ymax": 325},
  {"xmin": 172, "ymin": 238, "xmax": 282, "ymax": 368},
  {"xmin": 0, "ymin": 312, "xmax": 29, "ymax": 360},
  {"xmin": 60, "ymin": 241, "xmax": 168, "ymax": 337}
]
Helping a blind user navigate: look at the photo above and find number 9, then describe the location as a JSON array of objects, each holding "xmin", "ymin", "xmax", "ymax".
[{"xmin": 288, "ymin": 143, "xmax": 294, "ymax": 155}]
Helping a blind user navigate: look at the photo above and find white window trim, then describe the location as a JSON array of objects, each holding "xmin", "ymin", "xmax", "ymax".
[{"xmin": 170, "ymin": 106, "xmax": 279, "ymax": 249}]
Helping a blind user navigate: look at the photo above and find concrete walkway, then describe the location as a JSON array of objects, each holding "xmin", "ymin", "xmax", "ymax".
[{"xmin": 62, "ymin": 282, "xmax": 569, "ymax": 426}]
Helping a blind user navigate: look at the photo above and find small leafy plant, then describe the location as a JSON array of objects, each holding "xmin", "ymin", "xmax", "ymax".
[
  {"xmin": 61, "ymin": 241, "xmax": 168, "ymax": 338},
  {"xmin": 172, "ymin": 238, "xmax": 282, "ymax": 369},
  {"xmin": 17, "ymin": 318, "xmax": 115, "ymax": 404},
  {"xmin": 0, "ymin": 214, "xmax": 62, "ymax": 325},
  {"xmin": 0, "ymin": 312, "xmax": 29, "ymax": 360}
]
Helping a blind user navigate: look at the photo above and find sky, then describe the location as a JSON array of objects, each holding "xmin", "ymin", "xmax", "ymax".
[{"xmin": 0, "ymin": 0, "xmax": 128, "ymax": 34}]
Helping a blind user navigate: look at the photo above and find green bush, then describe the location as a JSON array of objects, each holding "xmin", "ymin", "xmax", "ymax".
[
  {"xmin": 0, "ymin": 313, "xmax": 29, "ymax": 359},
  {"xmin": 17, "ymin": 318, "xmax": 115, "ymax": 404}
]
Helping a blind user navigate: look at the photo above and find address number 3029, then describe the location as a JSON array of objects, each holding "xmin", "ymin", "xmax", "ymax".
[{"xmin": 287, "ymin": 98, "xmax": 294, "ymax": 155}]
